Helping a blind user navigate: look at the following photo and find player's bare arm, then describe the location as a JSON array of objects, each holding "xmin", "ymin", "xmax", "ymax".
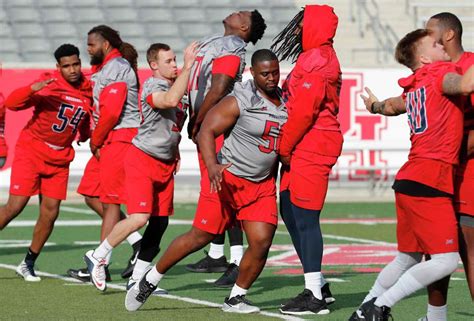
[
  {"xmin": 442, "ymin": 65, "xmax": 474, "ymax": 96},
  {"xmin": 151, "ymin": 42, "xmax": 198, "ymax": 109},
  {"xmin": 30, "ymin": 78, "xmax": 56, "ymax": 92},
  {"xmin": 190, "ymin": 73, "xmax": 235, "ymax": 142},
  {"xmin": 361, "ymin": 87, "xmax": 405, "ymax": 116},
  {"xmin": 197, "ymin": 96, "xmax": 239, "ymax": 192}
]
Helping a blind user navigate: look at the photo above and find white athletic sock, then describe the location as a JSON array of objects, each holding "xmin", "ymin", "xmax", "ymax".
[
  {"xmin": 230, "ymin": 245, "xmax": 243, "ymax": 265},
  {"xmin": 427, "ymin": 304, "xmax": 447, "ymax": 321},
  {"xmin": 126, "ymin": 232, "xmax": 142, "ymax": 246},
  {"xmin": 375, "ymin": 272, "xmax": 423, "ymax": 307},
  {"xmin": 229, "ymin": 284, "xmax": 248, "ymax": 299},
  {"xmin": 94, "ymin": 239, "xmax": 113, "ymax": 260},
  {"xmin": 131, "ymin": 259, "xmax": 150, "ymax": 280},
  {"xmin": 105, "ymin": 251, "xmax": 112, "ymax": 265},
  {"xmin": 304, "ymin": 272, "xmax": 322, "ymax": 299},
  {"xmin": 145, "ymin": 266, "xmax": 164, "ymax": 286},
  {"xmin": 208, "ymin": 243, "xmax": 224, "ymax": 259},
  {"xmin": 363, "ymin": 279, "xmax": 388, "ymax": 304},
  {"xmin": 320, "ymin": 273, "xmax": 327, "ymax": 287}
]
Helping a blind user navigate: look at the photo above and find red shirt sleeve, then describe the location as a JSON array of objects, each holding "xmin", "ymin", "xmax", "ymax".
[
  {"xmin": 90, "ymin": 82, "xmax": 128, "ymax": 147},
  {"xmin": 4, "ymin": 85, "xmax": 39, "ymax": 111},
  {"xmin": 146, "ymin": 94, "xmax": 154, "ymax": 107},
  {"xmin": 212, "ymin": 55, "xmax": 241, "ymax": 78},
  {"xmin": 434, "ymin": 63, "xmax": 462, "ymax": 94},
  {"xmin": 279, "ymin": 72, "xmax": 326, "ymax": 157}
]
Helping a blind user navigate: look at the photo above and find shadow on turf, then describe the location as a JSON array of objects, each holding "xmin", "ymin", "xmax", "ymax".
[{"xmin": 0, "ymin": 243, "xmax": 93, "ymax": 256}]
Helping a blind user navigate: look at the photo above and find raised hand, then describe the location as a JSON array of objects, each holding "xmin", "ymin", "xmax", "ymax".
[
  {"xmin": 30, "ymin": 78, "xmax": 56, "ymax": 92},
  {"xmin": 360, "ymin": 87, "xmax": 379, "ymax": 113},
  {"xmin": 183, "ymin": 41, "xmax": 199, "ymax": 70}
]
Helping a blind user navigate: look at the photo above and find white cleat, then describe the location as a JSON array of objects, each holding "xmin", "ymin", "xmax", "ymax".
[
  {"xmin": 127, "ymin": 277, "xmax": 168, "ymax": 295},
  {"xmin": 418, "ymin": 317, "xmax": 428, "ymax": 321},
  {"xmin": 84, "ymin": 250, "xmax": 107, "ymax": 292},
  {"xmin": 125, "ymin": 272, "xmax": 158, "ymax": 312},
  {"xmin": 16, "ymin": 260, "xmax": 41, "ymax": 282},
  {"xmin": 222, "ymin": 295, "xmax": 260, "ymax": 314}
]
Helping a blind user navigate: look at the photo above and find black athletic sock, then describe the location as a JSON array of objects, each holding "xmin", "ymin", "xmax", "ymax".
[
  {"xmin": 137, "ymin": 216, "xmax": 169, "ymax": 262},
  {"xmin": 132, "ymin": 239, "xmax": 142, "ymax": 253},
  {"xmin": 227, "ymin": 225, "xmax": 243, "ymax": 246},
  {"xmin": 291, "ymin": 203, "xmax": 323, "ymax": 272},
  {"xmin": 211, "ymin": 232, "xmax": 225, "ymax": 245},
  {"xmin": 25, "ymin": 248, "xmax": 39, "ymax": 265},
  {"xmin": 280, "ymin": 190, "xmax": 302, "ymax": 261}
]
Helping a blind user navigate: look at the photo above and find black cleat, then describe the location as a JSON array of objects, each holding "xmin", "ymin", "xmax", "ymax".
[
  {"xmin": 322, "ymin": 283, "xmax": 336, "ymax": 305},
  {"xmin": 121, "ymin": 247, "xmax": 140, "ymax": 279},
  {"xmin": 360, "ymin": 299, "xmax": 392, "ymax": 321},
  {"xmin": 214, "ymin": 263, "xmax": 239, "ymax": 288},
  {"xmin": 185, "ymin": 251, "xmax": 228, "ymax": 273},
  {"xmin": 348, "ymin": 298, "xmax": 376, "ymax": 321},
  {"xmin": 280, "ymin": 289, "xmax": 330, "ymax": 316},
  {"xmin": 222, "ymin": 295, "xmax": 260, "ymax": 313},
  {"xmin": 67, "ymin": 266, "xmax": 112, "ymax": 282}
]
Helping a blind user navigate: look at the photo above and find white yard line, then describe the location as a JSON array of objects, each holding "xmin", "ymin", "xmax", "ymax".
[
  {"xmin": 275, "ymin": 230, "xmax": 396, "ymax": 246},
  {"xmin": 0, "ymin": 263, "xmax": 303, "ymax": 321}
]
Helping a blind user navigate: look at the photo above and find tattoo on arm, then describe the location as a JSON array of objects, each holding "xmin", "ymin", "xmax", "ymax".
[
  {"xmin": 372, "ymin": 101, "xmax": 386, "ymax": 114},
  {"xmin": 442, "ymin": 73, "xmax": 462, "ymax": 95}
]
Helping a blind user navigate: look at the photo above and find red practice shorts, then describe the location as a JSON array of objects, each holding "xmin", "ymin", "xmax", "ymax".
[
  {"xmin": 124, "ymin": 145, "xmax": 175, "ymax": 216},
  {"xmin": 99, "ymin": 141, "xmax": 131, "ymax": 204},
  {"xmin": 193, "ymin": 170, "xmax": 278, "ymax": 234},
  {"xmin": 395, "ymin": 192, "xmax": 459, "ymax": 254},
  {"xmin": 454, "ymin": 159, "xmax": 474, "ymax": 216},
  {"xmin": 10, "ymin": 135, "xmax": 70, "ymax": 200},
  {"xmin": 77, "ymin": 155, "xmax": 101, "ymax": 197},
  {"xmin": 282, "ymin": 150, "xmax": 338, "ymax": 210}
]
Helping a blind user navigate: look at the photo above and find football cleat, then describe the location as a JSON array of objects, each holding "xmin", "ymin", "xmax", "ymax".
[
  {"xmin": 185, "ymin": 251, "xmax": 228, "ymax": 273},
  {"xmin": 280, "ymin": 289, "xmax": 330, "ymax": 315},
  {"xmin": 360, "ymin": 299, "xmax": 392, "ymax": 321},
  {"xmin": 222, "ymin": 295, "xmax": 260, "ymax": 314},
  {"xmin": 67, "ymin": 266, "xmax": 112, "ymax": 282},
  {"xmin": 127, "ymin": 276, "xmax": 168, "ymax": 295},
  {"xmin": 214, "ymin": 263, "xmax": 239, "ymax": 288},
  {"xmin": 121, "ymin": 245, "xmax": 140, "ymax": 279},
  {"xmin": 321, "ymin": 283, "xmax": 336, "ymax": 305},
  {"xmin": 16, "ymin": 260, "xmax": 41, "ymax": 282},
  {"xmin": 125, "ymin": 271, "xmax": 157, "ymax": 311},
  {"xmin": 84, "ymin": 250, "xmax": 107, "ymax": 292}
]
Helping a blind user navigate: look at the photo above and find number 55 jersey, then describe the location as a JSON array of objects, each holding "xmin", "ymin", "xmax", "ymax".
[{"xmin": 4, "ymin": 70, "xmax": 92, "ymax": 199}]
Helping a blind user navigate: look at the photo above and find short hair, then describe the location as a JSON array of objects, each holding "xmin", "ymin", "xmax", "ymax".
[
  {"xmin": 248, "ymin": 10, "xmax": 266, "ymax": 45},
  {"xmin": 54, "ymin": 44, "xmax": 80, "ymax": 63},
  {"xmin": 146, "ymin": 43, "xmax": 171, "ymax": 64},
  {"xmin": 430, "ymin": 12, "xmax": 463, "ymax": 38},
  {"xmin": 251, "ymin": 49, "xmax": 278, "ymax": 67},
  {"xmin": 88, "ymin": 25, "xmax": 122, "ymax": 49},
  {"xmin": 395, "ymin": 29, "xmax": 430, "ymax": 70}
]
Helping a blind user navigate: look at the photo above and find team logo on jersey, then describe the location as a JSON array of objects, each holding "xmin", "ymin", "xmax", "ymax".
[
  {"xmin": 334, "ymin": 73, "xmax": 388, "ymax": 181},
  {"xmin": 302, "ymin": 82, "xmax": 312, "ymax": 89}
]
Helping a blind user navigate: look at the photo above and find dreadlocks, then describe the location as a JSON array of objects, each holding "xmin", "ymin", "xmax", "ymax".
[
  {"xmin": 271, "ymin": 9, "xmax": 304, "ymax": 62},
  {"xmin": 88, "ymin": 25, "xmax": 123, "ymax": 49}
]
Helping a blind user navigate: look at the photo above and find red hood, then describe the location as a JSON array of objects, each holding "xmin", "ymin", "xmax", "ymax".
[
  {"xmin": 37, "ymin": 70, "xmax": 93, "ymax": 103},
  {"xmin": 302, "ymin": 5, "xmax": 338, "ymax": 51}
]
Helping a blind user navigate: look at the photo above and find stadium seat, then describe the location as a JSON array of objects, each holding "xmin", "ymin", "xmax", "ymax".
[
  {"xmin": 169, "ymin": 0, "xmax": 200, "ymax": 8},
  {"xmin": 72, "ymin": 9, "xmax": 106, "ymax": 23},
  {"xmin": 40, "ymin": 8, "xmax": 72, "ymax": 23},
  {"xmin": 0, "ymin": 38, "xmax": 19, "ymax": 52},
  {"xmin": 138, "ymin": 8, "xmax": 174, "ymax": 22},
  {"xmin": 49, "ymin": 37, "xmax": 82, "ymax": 50},
  {"xmin": 69, "ymin": 0, "xmax": 100, "ymax": 8},
  {"xmin": 201, "ymin": 0, "xmax": 233, "ymax": 7},
  {"xmin": 0, "ymin": 52, "xmax": 22, "ymax": 62},
  {"xmin": 235, "ymin": 0, "xmax": 266, "ymax": 7},
  {"xmin": 110, "ymin": 23, "xmax": 145, "ymax": 38},
  {"xmin": 4, "ymin": 0, "xmax": 35, "ymax": 8},
  {"xmin": 174, "ymin": 8, "xmax": 206, "ymax": 22},
  {"xmin": 37, "ymin": 0, "xmax": 67, "ymax": 8},
  {"xmin": 101, "ymin": 0, "xmax": 134, "ymax": 8},
  {"xmin": 14, "ymin": 23, "xmax": 45, "ymax": 38},
  {"xmin": 272, "ymin": 8, "xmax": 299, "ymax": 22},
  {"xmin": 105, "ymin": 8, "xmax": 139, "ymax": 22},
  {"xmin": 134, "ymin": 0, "xmax": 167, "ymax": 8},
  {"xmin": 20, "ymin": 38, "xmax": 51, "ymax": 53},
  {"xmin": 180, "ymin": 23, "xmax": 213, "ymax": 38},
  {"xmin": 22, "ymin": 52, "xmax": 54, "ymax": 62},
  {"xmin": 152, "ymin": 37, "xmax": 186, "ymax": 52},
  {"xmin": 145, "ymin": 23, "xmax": 180, "ymax": 37},
  {"xmin": 0, "ymin": 22, "xmax": 13, "ymax": 37},
  {"xmin": 9, "ymin": 8, "xmax": 41, "ymax": 22},
  {"xmin": 45, "ymin": 23, "xmax": 78, "ymax": 38},
  {"xmin": 205, "ymin": 8, "xmax": 233, "ymax": 22}
]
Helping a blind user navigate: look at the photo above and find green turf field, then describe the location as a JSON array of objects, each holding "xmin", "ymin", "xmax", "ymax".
[{"xmin": 0, "ymin": 202, "xmax": 471, "ymax": 321}]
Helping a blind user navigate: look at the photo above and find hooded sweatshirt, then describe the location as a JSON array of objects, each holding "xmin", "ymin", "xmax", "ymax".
[{"xmin": 279, "ymin": 5, "xmax": 343, "ymax": 158}]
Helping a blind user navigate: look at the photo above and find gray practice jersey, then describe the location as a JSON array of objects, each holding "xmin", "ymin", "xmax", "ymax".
[
  {"xmin": 133, "ymin": 77, "xmax": 187, "ymax": 161},
  {"xmin": 187, "ymin": 34, "xmax": 247, "ymax": 116},
  {"xmin": 218, "ymin": 80, "xmax": 288, "ymax": 182},
  {"xmin": 91, "ymin": 56, "xmax": 140, "ymax": 129}
]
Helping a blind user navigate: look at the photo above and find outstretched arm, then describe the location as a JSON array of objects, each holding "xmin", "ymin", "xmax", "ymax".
[
  {"xmin": 361, "ymin": 87, "xmax": 406, "ymax": 116},
  {"xmin": 442, "ymin": 65, "xmax": 474, "ymax": 96}
]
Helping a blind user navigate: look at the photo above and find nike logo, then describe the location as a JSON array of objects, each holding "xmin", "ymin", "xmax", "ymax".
[
  {"xmin": 130, "ymin": 253, "xmax": 138, "ymax": 265},
  {"xmin": 78, "ymin": 271, "xmax": 90, "ymax": 277}
]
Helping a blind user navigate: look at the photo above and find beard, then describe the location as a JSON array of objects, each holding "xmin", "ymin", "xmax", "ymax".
[{"xmin": 90, "ymin": 51, "xmax": 104, "ymax": 65}]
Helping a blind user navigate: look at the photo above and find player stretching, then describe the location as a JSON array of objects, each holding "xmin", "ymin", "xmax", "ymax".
[
  {"xmin": 271, "ymin": 5, "xmax": 341, "ymax": 315},
  {"xmin": 126, "ymin": 50, "xmax": 286, "ymax": 314},
  {"xmin": 349, "ymin": 29, "xmax": 474, "ymax": 320},
  {"xmin": 0, "ymin": 44, "xmax": 92, "ymax": 281},
  {"xmin": 84, "ymin": 42, "xmax": 197, "ymax": 292}
]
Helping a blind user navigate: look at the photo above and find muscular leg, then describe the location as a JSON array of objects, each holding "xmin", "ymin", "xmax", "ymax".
[
  {"xmin": 102, "ymin": 213, "xmax": 149, "ymax": 248},
  {"xmin": 234, "ymin": 221, "xmax": 275, "ymax": 289},
  {"xmin": 156, "ymin": 227, "xmax": 216, "ymax": 274},
  {"xmin": 30, "ymin": 196, "xmax": 61, "ymax": 253},
  {"xmin": 84, "ymin": 196, "xmax": 104, "ymax": 218},
  {"xmin": 0, "ymin": 194, "xmax": 30, "ymax": 229}
]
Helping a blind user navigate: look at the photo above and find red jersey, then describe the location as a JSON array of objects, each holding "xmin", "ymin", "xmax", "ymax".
[
  {"xmin": 5, "ymin": 71, "xmax": 92, "ymax": 151},
  {"xmin": 0, "ymin": 93, "xmax": 6, "ymax": 157},
  {"xmin": 279, "ymin": 5, "xmax": 343, "ymax": 158},
  {"xmin": 395, "ymin": 62, "xmax": 464, "ymax": 193}
]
